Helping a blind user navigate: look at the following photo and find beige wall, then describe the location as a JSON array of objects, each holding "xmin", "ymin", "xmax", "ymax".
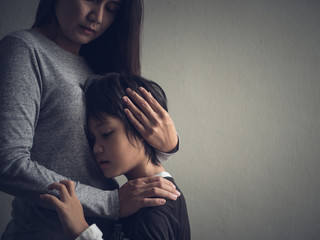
[{"xmin": 1, "ymin": 0, "xmax": 320, "ymax": 239}]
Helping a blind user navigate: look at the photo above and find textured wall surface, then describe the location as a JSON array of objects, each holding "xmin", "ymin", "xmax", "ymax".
[{"xmin": 1, "ymin": 0, "xmax": 320, "ymax": 239}]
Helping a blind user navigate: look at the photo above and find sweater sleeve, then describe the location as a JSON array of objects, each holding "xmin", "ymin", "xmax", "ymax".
[
  {"xmin": 156, "ymin": 135, "xmax": 180, "ymax": 162},
  {"xmin": 0, "ymin": 34, "xmax": 119, "ymax": 220}
]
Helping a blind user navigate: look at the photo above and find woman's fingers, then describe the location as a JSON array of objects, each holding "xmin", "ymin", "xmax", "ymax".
[
  {"xmin": 123, "ymin": 105, "xmax": 146, "ymax": 133},
  {"xmin": 122, "ymin": 94, "xmax": 150, "ymax": 128},
  {"xmin": 122, "ymin": 88, "xmax": 178, "ymax": 152},
  {"xmin": 138, "ymin": 87, "xmax": 167, "ymax": 117},
  {"xmin": 124, "ymin": 88, "xmax": 161, "ymax": 123},
  {"xmin": 136, "ymin": 176, "xmax": 177, "ymax": 191},
  {"xmin": 139, "ymin": 185, "xmax": 180, "ymax": 200},
  {"xmin": 118, "ymin": 176, "xmax": 180, "ymax": 218}
]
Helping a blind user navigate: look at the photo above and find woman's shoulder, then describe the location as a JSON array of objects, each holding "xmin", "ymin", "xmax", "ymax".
[
  {"xmin": 1, "ymin": 29, "xmax": 49, "ymax": 50},
  {"xmin": 0, "ymin": 30, "xmax": 41, "ymax": 63},
  {"xmin": 3, "ymin": 29, "xmax": 31, "ymax": 37}
]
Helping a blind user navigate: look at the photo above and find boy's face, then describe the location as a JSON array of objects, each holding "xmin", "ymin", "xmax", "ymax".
[{"xmin": 88, "ymin": 113, "xmax": 146, "ymax": 179}]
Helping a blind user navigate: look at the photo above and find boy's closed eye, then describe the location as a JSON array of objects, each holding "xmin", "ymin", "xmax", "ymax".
[{"xmin": 102, "ymin": 130, "xmax": 114, "ymax": 138}]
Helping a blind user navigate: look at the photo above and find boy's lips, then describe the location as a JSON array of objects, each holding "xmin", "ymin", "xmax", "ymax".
[{"xmin": 97, "ymin": 159, "xmax": 111, "ymax": 168}]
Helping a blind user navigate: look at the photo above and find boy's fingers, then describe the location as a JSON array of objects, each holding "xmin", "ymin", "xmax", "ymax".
[
  {"xmin": 59, "ymin": 180, "xmax": 76, "ymax": 197},
  {"xmin": 40, "ymin": 194, "xmax": 63, "ymax": 208},
  {"xmin": 47, "ymin": 182, "xmax": 70, "ymax": 202}
]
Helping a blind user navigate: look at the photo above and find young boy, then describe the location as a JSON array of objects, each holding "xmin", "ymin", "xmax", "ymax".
[{"xmin": 41, "ymin": 73, "xmax": 190, "ymax": 240}]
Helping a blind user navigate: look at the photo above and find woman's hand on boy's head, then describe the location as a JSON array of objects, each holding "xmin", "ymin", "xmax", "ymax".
[
  {"xmin": 118, "ymin": 176, "xmax": 181, "ymax": 218},
  {"xmin": 40, "ymin": 180, "xmax": 89, "ymax": 239},
  {"xmin": 122, "ymin": 87, "xmax": 178, "ymax": 153}
]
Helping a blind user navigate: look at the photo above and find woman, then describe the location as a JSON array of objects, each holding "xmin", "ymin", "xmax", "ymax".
[{"xmin": 0, "ymin": 1, "xmax": 179, "ymax": 239}]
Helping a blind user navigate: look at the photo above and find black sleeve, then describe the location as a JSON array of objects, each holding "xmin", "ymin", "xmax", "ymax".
[{"xmin": 128, "ymin": 208, "xmax": 175, "ymax": 240}]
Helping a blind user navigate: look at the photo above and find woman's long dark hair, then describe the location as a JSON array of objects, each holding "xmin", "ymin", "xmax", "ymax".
[{"xmin": 32, "ymin": 0, "xmax": 143, "ymax": 75}]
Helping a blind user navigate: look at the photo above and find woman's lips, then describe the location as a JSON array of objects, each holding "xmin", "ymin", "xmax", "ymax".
[{"xmin": 81, "ymin": 26, "xmax": 96, "ymax": 35}]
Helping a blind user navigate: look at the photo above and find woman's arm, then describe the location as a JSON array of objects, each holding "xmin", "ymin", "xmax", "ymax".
[{"xmin": 40, "ymin": 180, "xmax": 178, "ymax": 240}]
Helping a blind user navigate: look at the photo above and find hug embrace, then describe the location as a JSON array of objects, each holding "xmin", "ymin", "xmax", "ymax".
[{"xmin": 0, "ymin": 0, "xmax": 190, "ymax": 240}]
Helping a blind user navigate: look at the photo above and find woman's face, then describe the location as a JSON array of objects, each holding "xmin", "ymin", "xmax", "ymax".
[
  {"xmin": 53, "ymin": 0, "xmax": 121, "ymax": 53},
  {"xmin": 88, "ymin": 114, "xmax": 147, "ymax": 179}
]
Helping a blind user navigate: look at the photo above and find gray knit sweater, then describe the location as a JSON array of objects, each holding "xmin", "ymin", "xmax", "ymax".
[{"xmin": 0, "ymin": 30, "xmax": 120, "ymax": 240}]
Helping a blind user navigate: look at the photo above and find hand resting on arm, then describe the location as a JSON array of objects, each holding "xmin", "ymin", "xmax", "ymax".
[{"xmin": 122, "ymin": 87, "xmax": 179, "ymax": 153}]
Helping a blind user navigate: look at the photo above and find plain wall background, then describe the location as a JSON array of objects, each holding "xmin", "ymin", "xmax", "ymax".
[{"xmin": 1, "ymin": 0, "xmax": 320, "ymax": 239}]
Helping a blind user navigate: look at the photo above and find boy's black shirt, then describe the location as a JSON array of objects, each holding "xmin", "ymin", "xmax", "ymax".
[{"xmin": 111, "ymin": 177, "xmax": 190, "ymax": 240}]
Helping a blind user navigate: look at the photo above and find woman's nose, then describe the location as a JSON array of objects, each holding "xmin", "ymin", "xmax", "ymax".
[{"xmin": 87, "ymin": 5, "xmax": 104, "ymax": 24}]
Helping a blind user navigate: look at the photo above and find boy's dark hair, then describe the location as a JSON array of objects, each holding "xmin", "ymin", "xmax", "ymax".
[
  {"xmin": 32, "ymin": 0, "xmax": 143, "ymax": 75},
  {"xmin": 85, "ymin": 73, "xmax": 168, "ymax": 166}
]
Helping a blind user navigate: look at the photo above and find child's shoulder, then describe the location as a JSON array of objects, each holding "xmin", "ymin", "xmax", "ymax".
[
  {"xmin": 136, "ymin": 177, "xmax": 188, "ymax": 225},
  {"xmin": 119, "ymin": 206, "xmax": 175, "ymax": 239},
  {"xmin": 118, "ymin": 177, "xmax": 190, "ymax": 239}
]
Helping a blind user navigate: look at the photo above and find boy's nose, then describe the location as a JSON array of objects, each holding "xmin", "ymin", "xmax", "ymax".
[{"xmin": 93, "ymin": 144, "xmax": 104, "ymax": 154}]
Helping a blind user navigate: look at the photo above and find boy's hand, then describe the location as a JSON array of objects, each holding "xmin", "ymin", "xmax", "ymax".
[
  {"xmin": 40, "ymin": 180, "xmax": 89, "ymax": 239},
  {"xmin": 122, "ymin": 87, "xmax": 178, "ymax": 153},
  {"xmin": 118, "ymin": 176, "xmax": 180, "ymax": 218}
]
